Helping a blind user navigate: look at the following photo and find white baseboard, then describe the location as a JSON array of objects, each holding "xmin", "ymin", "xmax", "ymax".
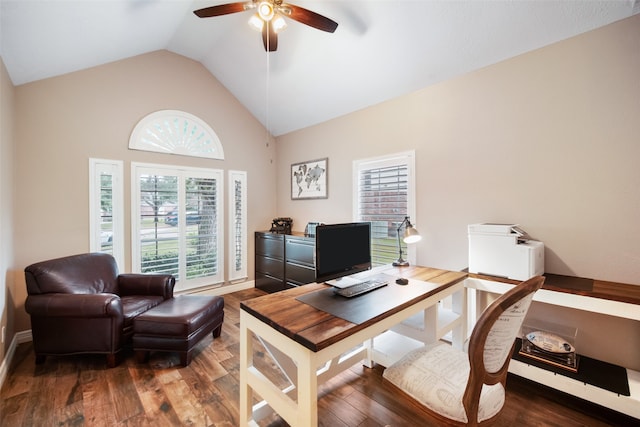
[
  {"xmin": 186, "ymin": 280, "xmax": 255, "ymax": 296},
  {"xmin": 0, "ymin": 329, "xmax": 32, "ymax": 390}
]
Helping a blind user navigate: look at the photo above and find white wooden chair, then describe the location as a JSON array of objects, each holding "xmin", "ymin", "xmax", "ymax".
[{"xmin": 383, "ymin": 275, "xmax": 545, "ymax": 426}]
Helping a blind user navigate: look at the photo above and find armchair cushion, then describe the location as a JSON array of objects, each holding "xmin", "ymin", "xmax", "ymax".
[{"xmin": 121, "ymin": 295, "xmax": 166, "ymax": 329}]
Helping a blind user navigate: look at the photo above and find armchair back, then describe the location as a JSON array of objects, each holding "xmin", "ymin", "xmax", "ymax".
[{"xmin": 25, "ymin": 252, "xmax": 119, "ymax": 295}]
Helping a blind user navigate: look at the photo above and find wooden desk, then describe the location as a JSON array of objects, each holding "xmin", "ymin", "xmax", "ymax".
[{"xmin": 239, "ymin": 266, "xmax": 467, "ymax": 427}]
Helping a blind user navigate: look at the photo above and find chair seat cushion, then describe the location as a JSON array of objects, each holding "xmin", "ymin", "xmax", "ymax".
[
  {"xmin": 383, "ymin": 343, "xmax": 505, "ymax": 423},
  {"xmin": 121, "ymin": 295, "xmax": 165, "ymax": 328}
]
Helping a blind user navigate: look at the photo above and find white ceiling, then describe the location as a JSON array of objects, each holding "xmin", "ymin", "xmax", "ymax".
[{"xmin": 1, "ymin": 0, "xmax": 638, "ymax": 136}]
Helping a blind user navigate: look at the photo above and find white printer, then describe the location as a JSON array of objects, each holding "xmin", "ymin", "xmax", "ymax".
[{"xmin": 468, "ymin": 223, "xmax": 544, "ymax": 280}]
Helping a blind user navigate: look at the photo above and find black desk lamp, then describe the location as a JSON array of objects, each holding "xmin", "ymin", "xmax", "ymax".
[{"xmin": 392, "ymin": 216, "xmax": 422, "ymax": 267}]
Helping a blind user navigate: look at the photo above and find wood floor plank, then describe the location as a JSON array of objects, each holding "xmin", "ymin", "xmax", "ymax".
[
  {"xmin": 128, "ymin": 364, "xmax": 183, "ymax": 426},
  {"xmin": 343, "ymin": 388, "xmax": 417, "ymax": 427},
  {"xmin": 1, "ymin": 287, "xmax": 637, "ymax": 427},
  {"xmin": 318, "ymin": 392, "xmax": 366, "ymax": 426},
  {"xmin": 107, "ymin": 366, "xmax": 145, "ymax": 422},
  {"xmin": 1, "ymin": 344, "xmax": 36, "ymax": 399},
  {"xmin": 81, "ymin": 373, "xmax": 119, "ymax": 426},
  {"xmin": 0, "ymin": 392, "xmax": 28, "ymax": 426},
  {"xmin": 158, "ymin": 371, "xmax": 210, "ymax": 426},
  {"xmin": 51, "ymin": 399, "xmax": 85, "ymax": 427},
  {"xmin": 177, "ymin": 355, "xmax": 238, "ymax": 426}
]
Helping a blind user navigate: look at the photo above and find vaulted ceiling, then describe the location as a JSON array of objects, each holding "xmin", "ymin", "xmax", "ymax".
[{"xmin": 1, "ymin": 0, "xmax": 638, "ymax": 135}]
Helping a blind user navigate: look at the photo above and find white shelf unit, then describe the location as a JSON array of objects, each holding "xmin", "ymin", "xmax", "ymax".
[
  {"xmin": 369, "ymin": 279, "xmax": 467, "ymax": 367},
  {"xmin": 465, "ymin": 277, "xmax": 640, "ymax": 420}
]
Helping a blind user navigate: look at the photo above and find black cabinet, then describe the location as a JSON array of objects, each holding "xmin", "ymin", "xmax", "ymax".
[
  {"xmin": 255, "ymin": 231, "xmax": 315, "ymax": 293},
  {"xmin": 285, "ymin": 235, "xmax": 316, "ymax": 287},
  {"xmin": 255, "ymin": 232, "xmax": 285, "ymax": 293}
]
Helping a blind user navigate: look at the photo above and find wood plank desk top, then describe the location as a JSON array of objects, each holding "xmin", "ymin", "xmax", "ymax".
[{"xmin": 241, "ymin": 266, "xmax": 467, "ymax": 352}]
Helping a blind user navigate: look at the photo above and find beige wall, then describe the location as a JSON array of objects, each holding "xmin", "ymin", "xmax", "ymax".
[
  {"xmin": 275, "ymin": 16, "xmax": 640, "ymax": 369},
  {"xmin": 11, "ymin": 50, "xmax": 277, "ymax": 333},
  {"xmin": 1, "ymin": 57, "xmax": 16, "ymax": 366},
  {"xmin": 276, "ymin": 14, "xmax": 640, "ymax": 285}
]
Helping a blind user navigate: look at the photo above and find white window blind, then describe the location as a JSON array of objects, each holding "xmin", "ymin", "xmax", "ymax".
[
  {"xmin": 228, "ymin": 170, "xmax": 247, "ymax": 281},
  {"xmin": 354, "ymin": 151, "xmax": 416, "ymax": 266},
  {"xmin": 132, "ymin": 163, "xmax": 224, "ymax": 291}
]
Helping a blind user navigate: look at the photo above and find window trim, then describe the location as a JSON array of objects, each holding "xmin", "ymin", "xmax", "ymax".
[
  {"xmin": 89, "ymin": 158, "xmax": 124, "ymax": 270},
  {"xmin": 353, "ymin": 150, "xmax": 417, "ymax": 265}
]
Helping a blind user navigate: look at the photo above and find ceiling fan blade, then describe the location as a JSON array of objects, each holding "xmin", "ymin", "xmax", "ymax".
[
  {"xmin": 262, "ymin": 20, "xmax": 278, "ymax": 52},
  {"xmin": 194, "ymin": 2, "xmax": 252, "ymax": 18},
  {"xmin": 282, "ymin": 4, "xmax": 338, "ymax": 33}
]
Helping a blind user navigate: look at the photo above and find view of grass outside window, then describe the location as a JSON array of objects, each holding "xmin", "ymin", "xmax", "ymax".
[
  {"xmin": 134, "ymin": 164, "xmax": 223, "ymax": 290},
  {"xmin": 139, "ymin": 174, "xmax": 180, "ymax": 276}
]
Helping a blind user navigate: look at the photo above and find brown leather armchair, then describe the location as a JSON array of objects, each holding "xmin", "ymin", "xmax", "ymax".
[{"xmin": 25, "ymin": 252, "xmax": 175, "ymax": 367}]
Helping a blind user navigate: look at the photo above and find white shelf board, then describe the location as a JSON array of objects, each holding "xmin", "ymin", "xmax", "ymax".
[
  {"xmin": 509, "ymin": 359, "xmax": 640, "ymax": 419},
  {"xmin": 391, "ymin": 307, "xmax": 461, "ymax": 343},
  {"xmin": 371, "ymin": 330, "xmax": 425, "ymax": 367},
  {"xmin": 465, "ymin": 278, "xmax": 640, "ymax": 321}
]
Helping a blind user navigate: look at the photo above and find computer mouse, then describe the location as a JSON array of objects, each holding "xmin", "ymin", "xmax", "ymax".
[{"xmin": 395, "ymin": 278, "xmax": 408, "ymax": 285}]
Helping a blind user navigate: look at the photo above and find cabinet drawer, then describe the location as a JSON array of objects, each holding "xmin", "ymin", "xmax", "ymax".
[
  {"xmin": 285, "ymin": 237, "xmax": 315, "ymax": 266},
  {"xmin": 255, "ymin": 273, "xmax": 285, "ymax": 293},
  {"xmin": 256, "ymin": 256, "xmax": 284, "ymax": 279},
  {"xmin": 256, "ymin": 233, "xmax": 284, "ymax": 258},
  {"xmin": 286, "ymin": 262, "xmax": 316, "ymax": 285}
]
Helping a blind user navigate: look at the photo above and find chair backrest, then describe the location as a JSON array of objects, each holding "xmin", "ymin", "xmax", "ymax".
[
  {"xmin": 25, "ymin": 252, "xmax": 120, "ymax": 295},
  {"xmin": 463, "ymin": 275, "xmax": 545, "ymax": 424}
]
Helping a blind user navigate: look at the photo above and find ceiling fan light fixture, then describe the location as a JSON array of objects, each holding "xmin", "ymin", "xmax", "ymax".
[
  {"xmin": 248, "ymin": 13, "xmax": 264, "ymax": 31},
  {"xmin": 194, "ymin": 1, "xmax": 338, "ymax": 52},
  {"xmin": 272, "ymin": 14, "xmax": 287, "ymax": 33},
  {"xmin": 257, "ymin": 1, "xmax": 274, "ymax": 21}
]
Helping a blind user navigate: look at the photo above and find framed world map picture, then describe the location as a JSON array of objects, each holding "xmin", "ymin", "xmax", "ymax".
[{"xmin": 291, "ymin": 158, "xmax": 328, "ymax": 200}]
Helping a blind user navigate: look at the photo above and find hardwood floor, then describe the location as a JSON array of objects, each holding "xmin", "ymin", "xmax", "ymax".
[{"xmin": 1, "ymin": 288, "xmax": 637, "ymax": 426}]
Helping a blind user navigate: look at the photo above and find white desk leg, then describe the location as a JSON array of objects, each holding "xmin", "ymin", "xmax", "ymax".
[
  {"xmin": 476, "ymin": 288, "xmax": 487, "ymax": 321},
  {"xmin": 423, "ymin": 304, "xmax": 437, "ymax": 343},
  {"xmin": 451, "ymin": 285, "xmax": 468, "ymax": 349},
  {"xmin": 364, "ymin": 338, "xmax": 374, "ymax": 368},
  {"xmin": 296, "ymin": 351, "xmax": 318, "ymax": 427},
  {"xmin": 239, "ymin": 311, "xmax": 253, "ymax": 426}
]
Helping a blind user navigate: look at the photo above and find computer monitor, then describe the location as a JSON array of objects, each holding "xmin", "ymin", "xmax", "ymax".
[{"xmin": 315, "ymin": 222, "xmax": 372, "ymax": 282}]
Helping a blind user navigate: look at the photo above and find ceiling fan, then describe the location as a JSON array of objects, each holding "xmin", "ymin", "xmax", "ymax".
[{"xmin": 194, "ymin": 0, "xmax": 338, "ymax": 52}]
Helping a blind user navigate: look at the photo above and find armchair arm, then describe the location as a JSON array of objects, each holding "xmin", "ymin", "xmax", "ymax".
[
  {"xmin": 25, "ymin": 293, "xmax": 123, "ymax": 318},
  {"xmin": 118, "ymin": 274, "xmax": 175, "ymax": 299}
]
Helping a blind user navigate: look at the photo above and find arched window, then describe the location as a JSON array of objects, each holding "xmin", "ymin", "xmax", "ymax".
[{"xmin": 129, "ymin": 110, "xmax": 224, "ymax": 160}]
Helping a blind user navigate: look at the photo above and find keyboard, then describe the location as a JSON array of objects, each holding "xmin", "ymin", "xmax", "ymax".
[{"xmin": 333, "ymin": 278, "xmax": 388, "ymax": 298}]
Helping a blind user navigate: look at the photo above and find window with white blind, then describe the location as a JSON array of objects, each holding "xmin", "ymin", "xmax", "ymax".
[
  {"xmin": 131, "ymin": 163, "xmax": 224, "ymax": 291},
  {"xmin": 89, "ymin": 158, "xmax": 124, "ymax": 269},
  {"xmin": 353, "ymin": 151, "xmax": 416, "ymax": 266},
  {"xmin": 228, "ymin": 170, "xmax": 247, "ymax": 281}
]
